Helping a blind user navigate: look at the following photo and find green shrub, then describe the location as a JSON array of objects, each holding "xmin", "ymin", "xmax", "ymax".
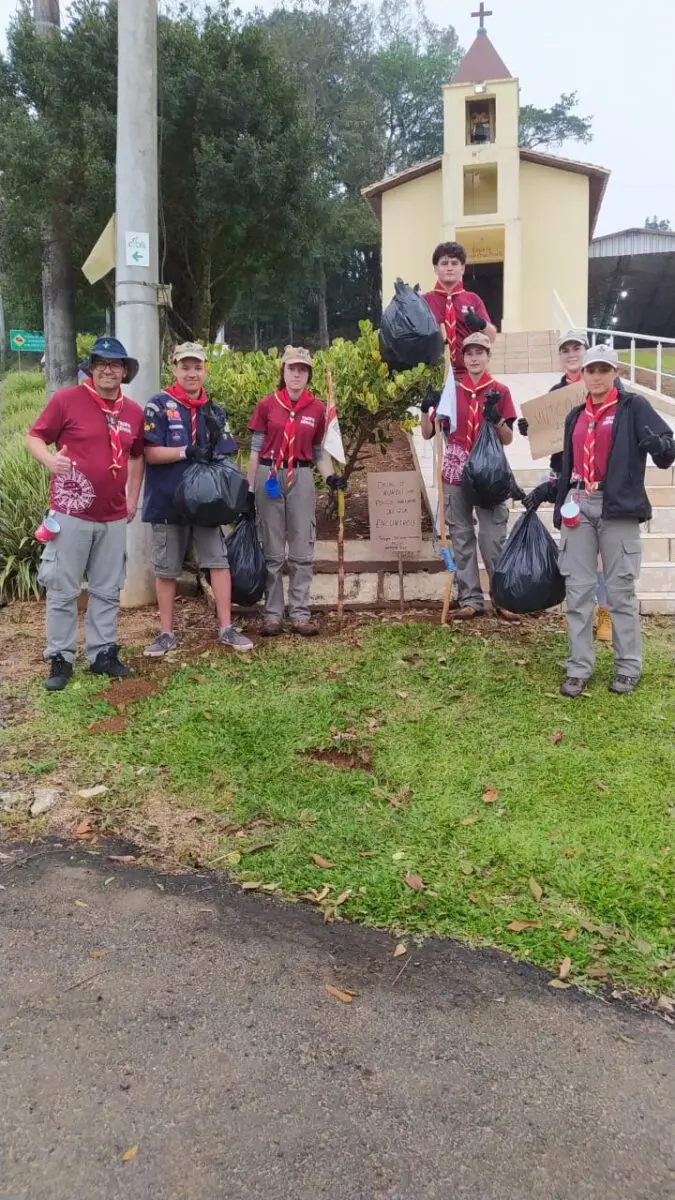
[{"xmin": 0, "ymin": 436, "xmax": 49, "ymax": 600}]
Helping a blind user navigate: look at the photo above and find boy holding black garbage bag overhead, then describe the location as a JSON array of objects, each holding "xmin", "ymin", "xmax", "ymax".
[
  {"xmin": 420, "ymin": 332, "xmax": 521, "ymax": 620},
  {"xmin": 142, "ymin": 343, "xmax": 253, "ymax": 657}
]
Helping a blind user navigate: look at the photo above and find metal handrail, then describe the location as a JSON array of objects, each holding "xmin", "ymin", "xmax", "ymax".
[{"xmin": 586, "ymin": 327, "xmax": 675, "ymax": 394}]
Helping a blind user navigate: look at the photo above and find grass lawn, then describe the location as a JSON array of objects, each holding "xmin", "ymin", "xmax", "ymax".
[
  {"xmin": 3, "ymin": 617, "xmax": 675, "ymax": 998},
  {"xmin": 618, "ymin": 348, "xmax": 675, "ymax": 372}
]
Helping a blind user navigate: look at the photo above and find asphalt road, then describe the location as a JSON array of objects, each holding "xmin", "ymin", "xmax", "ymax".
[{"xmin": 1, "ymin": 843, "xmax": 674, "ymax": 1200}]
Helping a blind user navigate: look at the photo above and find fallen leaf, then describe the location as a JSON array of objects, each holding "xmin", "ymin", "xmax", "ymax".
[
  {"xmin": 563, "ymin": 847, "xmax": 575, "ymax": 858},
  {"xmin": 404, "ymin": 873, "xmax": 425, "ymax": 892},
  {"xmin": 74, "ymin": 900, "xmax": 89, "ymax": 909},
  {"xmin": 121, "ymin": 1145, "xmax": 139, "ymax": 1162},
  {"xmin": 550, "ymin": 730, "xmax": 564, "ymax": 745},
  {"xmin": 594, "ymin": 781, "xmax": 609, "ymax": 793},
  {"xmin": 108, "ymin": 854, "xmax": 136, "ymax": 864},
  {"xmin": 460, "ymin": 817, "xmax": 476, "ymax": 826},
  {"xmin": 240, "ymin": 881, "xmax": 262, "ymax": 890},
  {"xmin": 395, "ymin": 691, "xmax": 409, "ymax": 700},
  {"xmin": 482, "ymin": 787, "xmax": 499, "ymax": 805},
  {"xmin": 393, "ymin": 943, "xmax": 407, "ymax": 958},
  {"xmin": 358, "ymin": 851, "xmax": 377, "ymax": 858},
  {"xmin": 585, "ymin": 967, "xmax": 608, "ymax": 979},
  {"xmin": 558, "ymin": 956, "xmax": 572, "ymax": 981},
  {"xmin": 467, "ymin": 893, "xmax": 480, "ymax": 904},
  {"xmin": 225, "ymin": 851, "xmax": 241, "ymax": 865},
  {"xmin": 562, "ymin": 928, "xmax": 577, "ymax": 941},
  {"xmin": 387, "ymin": 785, "xmax": 413, "ymax": 810},
  {"xmin": 310, "ymin": 854, "xmax": 334, "ymax": 869},
  {"xmin": 513, "ymin": 659, "xmax": 527, "ymax": 666},
  {"xmin": 634, "ymin": 938, "xmax": 652, "ymax": 956},
  {"xmin": 548, "ymin": 979, "xmax": 571, "ymax": 989},
  {"xmin": 325, "ymin": 984, "xmax": 353, "ymax": 1004},
  {"xmin": 392, "ymin": 850, "xmax": 405, "ymax": 861},
  {"xmin": 91, "ymin": 949, "xmax": 110, "ymax": 959},
  {"xmin": 507, "ymin": 920, "xmax": 541, "ymax": 932},
  {"xmin": 74, "ymin": 818, "xmax": 93, "ymax": 838},
  {"xmin": 656, "ymin": 995, "xmax": 674, "ymax": 1013},
  {"xmin": 202, "ymin": 712, "xmax": 213, "ymax": 721},
  {"xmin": 460, "ymin": 861, "xmax": 474, "ymax": 875},
  {"xmin": 334, "ymin": 889, "xmax": 352, "ymax": 906},
  {"xmin": 528, "ymin": 877, "xmax": 543, "ymax": 903},
  {"xmin": 242, "ymin": 841, "xmax": 275, "ymax": 855},
  {"xmin": 103, "ymin": 877, "xmax": 114, "ymax": 887},
  {"xmin": 261, "ymin": 883, "xmax": 280, "ymax": 893},
  {"xmin": 76, "ymin": 785, "xmax": 108, "ymax": 800}
]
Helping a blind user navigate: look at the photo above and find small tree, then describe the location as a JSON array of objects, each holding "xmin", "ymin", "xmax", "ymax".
[
  {"xmin": 645, "ymin": 216, "xmax": 672, "ymax": 231},
  {"xmin": 519, "ymin": 92, "xmax": 592, "ymax": 150}
]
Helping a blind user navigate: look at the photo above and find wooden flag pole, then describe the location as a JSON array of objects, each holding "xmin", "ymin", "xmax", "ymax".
[
  {"xmin": 326, "ymin": 365, "xmax": 346, "ymax": 631},
  {"xmin": 436, "ymin": 345, "xmax": 455, "ymax": 624}
]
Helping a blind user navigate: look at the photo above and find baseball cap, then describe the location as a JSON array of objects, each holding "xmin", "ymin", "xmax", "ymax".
[
  {"xmin": 173, "ymin": 342, "xmax": 207, "ymax": 364},
  {"xmin": 281, "ymin": 345, "xmax": 313, "ymax": 369},
  {"xmin": 583, "ymin": 343, "xmax": 619, "ymax": 369},
  {"xmin": 558, "ymin": 328, "xmax": 589, "ymax": 350},
  {"xmin": 462, "ymin": 332, "xmax": 492, "ymax": 352}
]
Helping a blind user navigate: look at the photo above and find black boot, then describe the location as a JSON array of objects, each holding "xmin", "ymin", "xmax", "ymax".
[
  {"xmin": 90, "ymin": 645, "xmax": 130, "ymax": 679},
  {"xmin": 45, "ymin": 654, "xmax": 73, "ymax": 692}
]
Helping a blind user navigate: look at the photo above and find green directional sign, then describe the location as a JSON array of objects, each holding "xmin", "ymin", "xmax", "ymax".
[{"xmin": 10, "ymin": 329, "xmax": 45, "ymax": 353}]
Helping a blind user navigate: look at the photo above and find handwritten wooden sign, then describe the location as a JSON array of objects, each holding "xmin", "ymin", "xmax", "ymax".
[
  {"xmin": 367, "ymin": 472, "xmax": 422, "ymax": 558},
  {"xmin": 520, "ymin": 381, "xmax": 585, "ymax": 459}
]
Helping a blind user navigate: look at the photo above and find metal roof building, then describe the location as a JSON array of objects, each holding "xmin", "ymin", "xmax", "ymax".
[{"xmin": 588, "ymin": 227, "xmax": 675, "ymax": 337}]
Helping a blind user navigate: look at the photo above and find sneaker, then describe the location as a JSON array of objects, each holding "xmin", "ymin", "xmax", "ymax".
[
  {"xmin": 219, "ymin": 625, "xmax": 254, "ymax": 652},
  {"xmin": 560, "ymin": 676, "xmax": 587, "ymax": 698},
  {"xmin": 608, "ymin": 674, "xmax": 639, "ymax": 695},
  {"xmin": 144, "ymin": 631, "xmax": 177, "ymax": 657},
  {"xmin": 45, "ymin": 654, "xmax": 73, "ymax": 692},
  {"xmin": 90, "ymin": 645, "xmax": 130, "ymax": 678}
]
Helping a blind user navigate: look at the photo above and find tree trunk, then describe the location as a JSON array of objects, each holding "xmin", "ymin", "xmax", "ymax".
[
  {"xmin": 42, "ymin": 219, "xmax": 77, "ymax": 396},
  {"xmin": 316, "ymin": 258, "xmax": 329, "ymax": 348},
  {"xmin": 0, "ymin": 275, "xmax": 6, "ymax": 374},
  {"xmin": 253, "ymin": 315, "xmax": 259, "ymax": 351},
  {"xmin": 194, "ymin": 253, "xmax": 213, "ymax": 342},
  {"xmin": 288, "ymin": 312, "xmax": 294, "ymax": 343}
]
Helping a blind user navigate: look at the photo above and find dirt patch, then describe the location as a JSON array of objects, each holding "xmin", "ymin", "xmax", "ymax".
[
  {"xmin": 87, "ymin": 715, "xmax": 129, "ymax": 735},
  {"xmin": 300, "ymin": 746, "xmax": 373, "ymax": 772},
  {"xmin": 97, "ymin": 677, "xmax": 160, "ymax": 708}
]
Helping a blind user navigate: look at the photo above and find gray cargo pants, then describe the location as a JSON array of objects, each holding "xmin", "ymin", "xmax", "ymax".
[
  {"xmin": 37, "ymin": 513, "xmax": 128, "ymax": 664},
  {"xmin": 255, "ymin": 466, "xmax": 316, "ymax": 622},
  {"xmin": 558, "ymin": 490, "xmax": 642, "ymax": 680},
  {"xmin": 444, "ymin": 484, "xmax": 509, "ymax": 611}
]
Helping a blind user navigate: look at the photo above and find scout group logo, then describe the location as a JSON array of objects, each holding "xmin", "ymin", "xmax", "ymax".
[
  {"xmin": 52, "ymin": 467, "xmax": 96, "ymax": 514},
  {"xmin": 442, "ymin": 443, "xmax": 469, "ymax": 486}
]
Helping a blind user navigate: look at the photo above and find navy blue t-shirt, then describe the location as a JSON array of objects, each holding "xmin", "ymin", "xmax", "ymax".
[{"xmin": 142, "ymin": 391, "xmax": 238, "ymax": 524}]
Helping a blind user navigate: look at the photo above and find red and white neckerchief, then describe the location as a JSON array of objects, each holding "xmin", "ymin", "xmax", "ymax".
[
  {"xmin": 457, "ymin": 373, "xmax": 495, "ymax": 452},
  {"xmin": 565, "ymin": 372, "xmax": 582, "ymax": 385},
  {"xmin": 165, "ymin": 382, "xmax": 208, "ymax": 444},
  {"xmin": 271, "ymin": 388, "xmax": 314, "ymax": 486},
  {"xmin": 433, "ymin": 281, "xmax": 463, "ymax": 366},
  {"xmin": 582, "ymin": 387, "xmax": 618, "ymax": 492},
  {"xmin": 82, "ymin": 381, "xmax": 125, "ymax": 476}
]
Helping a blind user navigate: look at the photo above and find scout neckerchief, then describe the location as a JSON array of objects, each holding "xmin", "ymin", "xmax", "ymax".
[
  {"xmin": 565, "ymin": 372, "xmax": 582, "ymax": 385},
  {"xmin": 457, "ymin": 373, "xmax": 495, "ymax": 452},
  {"xmin": 165, "ymin": 382, "xmax": 208, "ymax": 444},
  {"xmin": 433, "ymin": 280, "xmax": 463, "ymax": 366},
  {"xmin": 270, "ymin": 388, "xmax": 314, "ymax": 486},
  {"xmin": 582, "ymin": 387, "xmax": 618, "ymax": 493},
  {"xmin": 82, "ymin": 381, "xmax": 125, "ymax": 476}
]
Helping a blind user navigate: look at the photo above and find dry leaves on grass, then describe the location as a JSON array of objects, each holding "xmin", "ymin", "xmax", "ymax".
[
  {"xmin": 121, "ymin": 1145, "xmax": 139, "ymax": 1162},
  {"xmin": 558, "ymin": 956, "xmax": 572, "ymax": 981},
  {"xmin": 76, "ymin": 785, "xmax": 108, "ymax": 800},
  {"xmin": 528, "ymin": 877, "xmax": 543, "ymax": 903},
  {"xmin": 310, "ymin": 854, "xmax": 334, "ymax": 869},
  {"xmin": 562, "ymin": 928, "xmax": 577, "ymax": 941},
  {"xmin": 549, "ymin": 979, "xmax": 571, "ymax": 990},
  {"xmin": 404, "ymin": 873, "xmax": 425, "ymax": 892},
  {"xmin": 393, "ymin": 943, "xmax": 407, "ymax": 958},
  {"xmin": 460, "ymin": 817, "xmax": 477, "ymax": 826},
  {"xmin": 482, "ymin": 787, "xmax": 499, "ymax": 805},
  {"xmin": 507, "ymin": 920, "xmax": 541, "ymax": 933},
  {"xmin": 325, "ymin": 984, "xmax": 354, "ymax": 1004},
  {"xmin": 594, "ymin": 781, "xmax": 609, "ymax": 793},
  {"xmin": 550, "ymin": 731, "xmax": 564, "ymax": 745}
]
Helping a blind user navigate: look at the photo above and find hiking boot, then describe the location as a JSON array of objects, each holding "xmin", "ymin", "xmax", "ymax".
[
  {"xmin": 291, "ymin": 620, "xmax": 319, "ymax": 637},
  {"xmin": 560, "ymin": 676, "xmax": 587, "ymax": 698},
  {"xmin": 494, "ymin": 607, "xmax": 520, "ymax": 622},
  {"xmin": 219, "ymin": 625, "xmax": 254, "ymax": 652},
  {"xmin": 260, "ymin": 618, "xmax": 282, "ymax": 637},
  {"xmin": 609, "ymin": 674, "xmax": 639, "ymax": 695},
  {"xmin": 594, "ymin": 605, "xmax": 612, "ymax": 643},
  {"xmin": 452, "ymin": 606, "xmax": 482, "ymax": 621},
  {"xmin": 45, "ymin": 654, "xmax": 73, "ymax": 692},
  {"xmin": 90, "ymin": 645, "xmax": 130, "ymax": 679},
  {"xmin": 144, "ymin": 631, "xmax": 178, "ymax": 657}
]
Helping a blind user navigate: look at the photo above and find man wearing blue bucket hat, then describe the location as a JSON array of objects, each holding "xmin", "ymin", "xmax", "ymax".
[{"xmin": 26, "ymin": 336, "xmax": 145, "ymax": 690}]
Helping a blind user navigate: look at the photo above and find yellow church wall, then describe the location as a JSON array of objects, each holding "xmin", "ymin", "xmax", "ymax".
[
  {"xmin": 380, "ymin": 170, "xmax": 443, "ymax": 299},
  {"xmin": 519, "ymin": 160, "xmax": 589, "ymax": 330}
]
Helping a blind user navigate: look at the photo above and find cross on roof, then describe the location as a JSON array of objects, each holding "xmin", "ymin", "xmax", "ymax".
[{"xmin": 471, "ymin": 3, "xmax": 492, "ymax": 32}]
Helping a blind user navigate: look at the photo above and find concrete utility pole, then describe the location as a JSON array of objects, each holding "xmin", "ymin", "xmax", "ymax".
[
  {"xmin": 116, "ymin": 0, "xmax": 160, "ymax": 607},
  {"xmin": 33, "ymin": 0, "xmax": 78, "ymax": 396}
]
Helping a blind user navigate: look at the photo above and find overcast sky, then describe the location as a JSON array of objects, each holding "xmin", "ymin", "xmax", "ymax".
[{"xmin": 1, "ymin": 0, "xmax": 672, "ymax": 236}]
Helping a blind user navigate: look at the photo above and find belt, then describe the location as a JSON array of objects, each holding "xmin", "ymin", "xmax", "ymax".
[
  {"xmin": 260, "ymin": 457, "xmax": 312, "ymax": 468},
  {"xmin": 570, "ymin": 480, "xmax": 604, "ymax": 492}
]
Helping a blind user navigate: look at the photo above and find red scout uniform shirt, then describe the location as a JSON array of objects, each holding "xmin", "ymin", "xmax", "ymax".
[
  {"xmin": 248, "ymin": 391, "xmax": 327, "ymax": 461},
  {"xmin": 29, "ymin": 385, "xmax": 144, "ymax": 522},
  {"xmin": 571, "ymin": 390, "xmax": 619, "ymax": 486},
  {"xmin": 422, "ymin": 286, "xmax": 492, "ymax": 371},
  {"xmin": 438, "ymin": 374, "xmax": 516, "ymax": 487}
]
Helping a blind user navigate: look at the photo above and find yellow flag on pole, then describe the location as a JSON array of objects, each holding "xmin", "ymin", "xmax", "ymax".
[{"xmin": 82, "ymin": 215, "xmax": 116, "ymax": 285}]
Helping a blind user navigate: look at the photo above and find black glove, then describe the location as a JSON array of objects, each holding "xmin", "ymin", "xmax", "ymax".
[
  {"xmin": 517, "ymin": 417, "xmax": 529, "ymax": 437},
  {"xmin": 483, "ymin": 388, "xmax": 502, "ymax": 425},
  {"xmin": 246, "ymin": 489, "xmax": 256, "ymax": 518},
  {"xmin": 204, "ymin": 401, "xmax": 225, "ymax": 450},
  {"xmin": 185, "ymin": 443, "xmax": 212, "ymax": 464},
  {"xmin": 326, "ymin": 474, "xmax": 347, "ymax": 492},
  {"xmin": 639, "ymin": 425, "xmax": 666, "ymax": 457},
  {"xmin": 464, "ymin": 306, "xmax": 487, "ymax": 333},
  {"xmin": 523, "ymin": 480, "xmax": 556, "ymax": 512},
  {"xmin": 420, "ymin": 386, "xmax": 440, "ymax": 414},
  {"xmin": 510, "ymin": 482, "xmax": 526, "ymax": 503}
]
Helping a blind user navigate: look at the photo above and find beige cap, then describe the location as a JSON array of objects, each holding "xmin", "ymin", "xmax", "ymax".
[
  {"xmin": 583, "ymin": 343, "xmax": 619, "ymax": 369},
  {"xmin": 281, "ymin": 345, "xmax": 313, "ymax": 369},
  {"xmin": 462, "ymin": 331, "xmax": 492, "ymax": 352},
  {"xmin": 173, "ymin": 342, "xmax": 207, "ymax": 363},
  {"xmin": 558, "ymin": 328, "xmax": 589, "ymax": 350}
]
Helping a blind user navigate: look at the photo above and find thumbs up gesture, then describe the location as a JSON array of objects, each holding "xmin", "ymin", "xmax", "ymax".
[
  {"xmin": 50, "ymin": 445, "xmax": 73, "ymax": 476},
  {"xmin": 638, "ymin": 425, "xmax": 664, "ymax": 457}
]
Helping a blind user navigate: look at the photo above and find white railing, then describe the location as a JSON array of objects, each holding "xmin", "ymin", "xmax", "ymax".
[{"xmin": 586, "ymin": 327, "xmax": 675, "ymax": 396}]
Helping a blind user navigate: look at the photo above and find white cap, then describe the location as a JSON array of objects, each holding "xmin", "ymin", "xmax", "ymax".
[
  {"xmin": 583, "ymin": 343, "xmax": 619, "ymax": 369},
  {"xmin": 558, "ymin": 328, "xmax": 589, "ymax": 350}
]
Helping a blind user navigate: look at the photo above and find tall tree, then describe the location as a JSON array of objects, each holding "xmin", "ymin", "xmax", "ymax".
[{"xmin": 519, "ymin": 91, "xmax": 592, "ymax": 150}]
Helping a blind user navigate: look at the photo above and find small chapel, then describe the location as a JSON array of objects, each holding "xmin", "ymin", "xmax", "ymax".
[{"xmin": 362, "ymin": 6, "xmax": 610, "ymax": 336}]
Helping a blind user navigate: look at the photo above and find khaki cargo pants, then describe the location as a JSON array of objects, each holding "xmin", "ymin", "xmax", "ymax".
[
  {"xmin": 255, "ymin": 466, "xmax": 316, "ymax": 623},
  {"xmin": 444, "ymin": 484, "xmax": 509, "ymax": 611},
  {"xmin": 558, "ymin": 489, "xmax": 642, "ymax": 680}
]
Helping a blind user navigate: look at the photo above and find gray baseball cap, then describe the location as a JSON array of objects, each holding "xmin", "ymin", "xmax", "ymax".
[
  {"xmin": 558, "ymin": 328, "xmax": 589, "ymax": 350},
  {"xmin": 583, "ymin": 343, "xmax": 619, "ymax": 369}
]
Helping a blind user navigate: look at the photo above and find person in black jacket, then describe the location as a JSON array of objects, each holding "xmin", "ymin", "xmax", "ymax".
[{"xmin": 524, "ymin": 342, "xmax": 675, "ymax": 697}]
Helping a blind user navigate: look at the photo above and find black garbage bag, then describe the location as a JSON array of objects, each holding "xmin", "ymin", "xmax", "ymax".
[
  {"xmin": 461, "ymin": 421, "xmax": 514, "ymax": 510},
  {"xmin": 379, "ymin": 278, "xmax": 444, "ymax": 371},
  {"xmin": 226, "ymin": 513, "xmax": 267, "ymax": 606},
  {"xmin": 174, "ymin": 457, "xmax": 248, "ymax": 527},
  {"xmin": 492, "ymin": 509, "xmax": 566, "ymax": 613}
]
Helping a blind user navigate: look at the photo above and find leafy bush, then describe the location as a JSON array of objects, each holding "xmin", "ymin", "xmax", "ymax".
[{"xmin": 0, "ymin": 435, "xmax": 49, "ymax": 600}]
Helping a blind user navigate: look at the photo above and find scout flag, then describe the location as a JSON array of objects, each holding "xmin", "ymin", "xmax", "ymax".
[{"xmin": 322, "ymin": 391, "xmax": 346, "ymax": 465}]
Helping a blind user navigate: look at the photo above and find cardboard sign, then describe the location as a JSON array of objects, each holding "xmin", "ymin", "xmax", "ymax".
[
  {"xmin": 367, "ymin": 472, "xmax": 422, "ymax": 558},
  {"xmin": 520, "ymin": 381, "xmax": 585, "ymax": 459}
]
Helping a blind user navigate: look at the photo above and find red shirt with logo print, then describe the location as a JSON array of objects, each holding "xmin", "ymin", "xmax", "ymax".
[
  {"xmin": 422, "ymin": 287, "xmax": 492, "ymax": 371},
  {"xmin": 29, "ymin": 385, "xmax": 144, "ymax": 522},
  {"xmin": 248, "ymin": 392, "xmax": 326, "ymax": 461}
]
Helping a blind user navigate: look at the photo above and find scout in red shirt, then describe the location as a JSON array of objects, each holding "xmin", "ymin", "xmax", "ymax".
[
  {"xmin": 26, "ymin": 336, "xmax": 145, "ymax": 691},
  {"xmin": 422, "ymin": 241, "xmax": 496, "ymax": 372},
  {"xmin": 247, "ymin": 346, "xmax": 345, "ymax": 637},
  {"xmin": 420, "ymin": 332, "xmax": 517, "ymax": 619}
]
